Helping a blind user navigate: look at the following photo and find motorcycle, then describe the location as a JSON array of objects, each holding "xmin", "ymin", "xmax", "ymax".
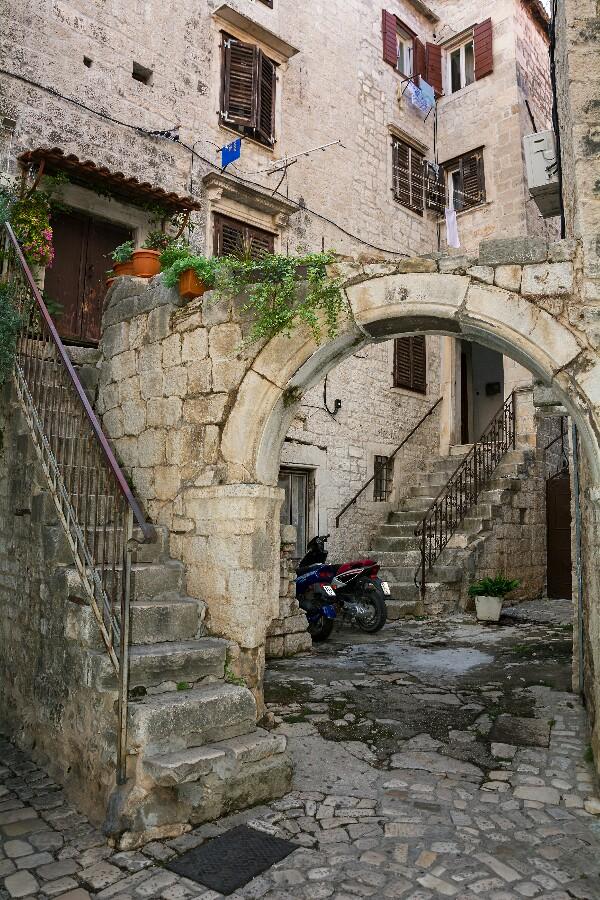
[{"xmin": 295, "ymin": 535, "xmax": 389, "ymax": 641}]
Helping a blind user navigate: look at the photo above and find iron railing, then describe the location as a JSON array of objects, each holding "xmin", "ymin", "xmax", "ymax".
[
  {"xmin": 1, "ymin": 222, "xmax": 154, "ymax": 784},
  {"xmin": 415, "ymin": 392, "xmax": 516, "ymax": 602},
  {"xmin": 543, "ymin": 415, "xmax": 569, "ymax": 478},
  {"xmin": 335, "ymin": 396, "xmax": 442, "ymax": 527}
]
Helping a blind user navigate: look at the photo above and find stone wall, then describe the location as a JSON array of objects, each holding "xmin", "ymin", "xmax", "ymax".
[
  {"xmin": 265, "ymin": 526, "xmax": 311, "ymax": 659},
  {"xmin": 0, "ymin": 386, "xmax": 117, "ymax": 826}
]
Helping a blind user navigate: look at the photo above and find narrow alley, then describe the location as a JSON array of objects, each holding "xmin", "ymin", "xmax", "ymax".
[{"xmin": 2, "ymin": 601, "xmax": 599, "ymax": 899}]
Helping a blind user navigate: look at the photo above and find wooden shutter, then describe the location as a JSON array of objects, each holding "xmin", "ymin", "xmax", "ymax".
[
  {"xmin": 425, "ymin": 162, "xmax": 445, "ymax": 214},
  {"xmin": 221, "ymin": 37, "xmax": 258, "ymax": 127},
  {"xmin": 474, "ymin": 18, "xmax": 493, "ymax": 79},
  {"xmin": 460, "ymin": 151, "xmax": 485, "ymax": 208},
  {"xmin": 257, "ymin": 52, "xmax": 276, "ymax": 145},
  {"xmin": 414, "ymin": 38, "xmax": 426, "ymax": 81},
  {"xmin": 213, "ymin": 213, "xmax": 274, "ymax": 258},
  {"xmin": 425, "ymin": 42, "xmax": 443, "ymax": 94},
  {"xmin": 392, "ymin": 139, "xmax": 424, "ymax": 215},
  {"xmin": 382, "ymin": 10, "xmax": 398, "ymax": 66},
  {"xmin": 393, "ymin": 336, "xmax": 427, "ymax": 393}
]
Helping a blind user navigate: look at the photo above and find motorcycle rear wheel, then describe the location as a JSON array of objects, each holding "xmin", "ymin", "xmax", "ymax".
[
  {"xmin": 308, "ymin": 615, "xmax": 335, "ymax": 642},
  {"xmin": 356, "ymin": 586, "xmax": 387, "ymax": 633}
]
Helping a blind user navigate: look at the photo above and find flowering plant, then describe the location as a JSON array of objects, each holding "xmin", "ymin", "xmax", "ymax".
[{"xmin": 11, "ymin": 193, "xmax": 54, "ymax": 268}]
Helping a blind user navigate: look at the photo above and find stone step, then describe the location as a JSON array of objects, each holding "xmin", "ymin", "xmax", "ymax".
[
  {"xmin": 385, "ymin": 599, "xmax": 421, "ymax": 620},
  {"xmin": 379, "ymin": 522, "xmax": 419, "ymax": 537},
  {"xmin": 372, "ymin": 535, "xmax": 419, "ymax": 552},
  {"xmin": 397, "ymin": 495, "xmax": 435, "ymax": 511},
  {"xmin": 370, "ymin": 549, "xmax": 421, "ymax": 567},
  {"xmin": 380, "ymin": 563, "xmax": 462, "ymax": 583},
  {"xmin": 407, "ymin": 485, "xmax": 439, "ymax": 498},
  {"xmin": 65, "ymin": 594, "xmax": 206, "ymax": 648},
  {"xmin": 54, "ymin": 560, "xmax": 184, "ymax": 603},
  {"xmin": 42, "ymin": 524, "xmax": 171, "ymax": 567},
  {"xmin": 128, "ymin": 682, "xmax": 257, "ymax": 756},
  {"xmin": 85, "ymin": 638, "xmax": 228, "ymax": 691},
  {"xmin": 143, "ymin": 728, "xmax": 287, "ymax": 786},
  {"xmin": 388, "ymin": 510, "xmax": 423, "ymax": 525}
]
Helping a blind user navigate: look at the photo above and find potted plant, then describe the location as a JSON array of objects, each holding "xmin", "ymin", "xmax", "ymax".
[
  {"xmin": 131, "ymin": 230, "xmax": 169, "ymax": 278},
  {"xmin": 110, "ymin": 240, "xmax": 135, "ymax": 277},
  {"xmin": 161, "ymin": 252, "xmax": 217, "ymax": 300},
  {"xmin": 468, "ymin": 576, "xmax": 520, "ymax": 623}
]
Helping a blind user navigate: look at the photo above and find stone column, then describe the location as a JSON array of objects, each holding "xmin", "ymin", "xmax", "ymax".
[{"xmin": 513, "ymin": 387, "xmax": 537, "ymax": 450}]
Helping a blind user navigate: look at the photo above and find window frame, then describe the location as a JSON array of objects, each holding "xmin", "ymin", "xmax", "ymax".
[
  {"xmin": 220, "ymin": 33, "xmax": 277, "ymax": 148},
  {"xmin": 396, "ymin": 26, "xmax": 414, "ymax": 78},
  {"xmin": 447, "ymin": 37, "xmax": 475, "ymax": 94},
  {"xmin": 373, "ymin": 455, "xmax": 394, "ymax": 502},
  {"xmin": 392, "ymin": 137, "xmax": 424, "ymax": 216},
  {"xmin": 213, "ymin": 212, "xmax": 276, "ymax": 258},
  {"xmin": 442, "ymin": 149, "xmax": 486, "ymax": 212}
]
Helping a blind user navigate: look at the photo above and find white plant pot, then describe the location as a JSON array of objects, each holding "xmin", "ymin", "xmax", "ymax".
[{"xmin": 475, "ymin": 595, "xmax": 503, "ymax": 623}]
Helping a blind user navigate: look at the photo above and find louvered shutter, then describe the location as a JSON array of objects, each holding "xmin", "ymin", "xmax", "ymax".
[
  {"xmin": 411, "ymin": 148, "xmax": 424, "ymax": 214},
  {"xmin": 425, "ymin": 42, "xmax": 443, "ymax": 94},
  {"xmin": 474, "ymin": 18, "xmax": 493, "ymax": 80},
  {"xmin": 222, "ymin": 37, "xmax": 258, "ymax": 127},
  {"xmin": 257, "ymin": 52, "xmax": 276, "ymax": 145},
  {"xmin": 382, "ymin": 10, "xmax": 398, "ymax": 67},
  {"xmin": 414, "ymin": 39, "xmax": 426, "ymax": 81},
  {"xmin": 460, "ymin": 151, "xmax": 484, "ymax": 208},
  {"xmin": 425, "ymin": 162, "xmax": 445, "ymax": 214},
  {"xmin": 393, "ymin": 336, "xmax": 427, "ymax": 393},
  {"xmin": 392, "ymin": 138, "xmax": 410, "ymax": 205},
  {"xmin": 213, "ymin": 214, "xmax": 274, "ymax": 258}
]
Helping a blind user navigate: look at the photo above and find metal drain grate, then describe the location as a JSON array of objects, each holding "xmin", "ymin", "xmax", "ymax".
[{"xmin": 166, "ymin": 824, "xmax": 298, "ymax": 895}]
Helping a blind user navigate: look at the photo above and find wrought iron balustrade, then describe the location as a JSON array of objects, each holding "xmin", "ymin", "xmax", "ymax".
[
  {"xmin": 415, "ymin": 392, "xmax": 516, "ymax": 601},
  {"xmin": 1, "ymin": 221, "xmax": 154, "ymax": 784}
]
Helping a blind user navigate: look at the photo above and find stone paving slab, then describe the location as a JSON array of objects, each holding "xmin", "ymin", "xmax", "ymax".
[{"xmin": 1, "ymin": 606, "xmax": 600, "ymax": 899}]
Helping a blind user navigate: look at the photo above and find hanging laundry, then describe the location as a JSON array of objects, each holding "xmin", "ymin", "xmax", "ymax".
[
  {"xmin": 405, "ymin": 81, "xmax": 432, "ymax": 116},
  {"xmin": 220, "ymin": 138, "xmax": 242, "ymax": 169},
  {"xmin": 418, "ymin": 78, "xmax": 435, "ymax": 110},
  {"xmin": 445, "ymin": 207, "xmax": 461, "ymax": 249}
]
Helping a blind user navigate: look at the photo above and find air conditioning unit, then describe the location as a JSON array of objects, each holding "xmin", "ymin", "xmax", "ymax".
[{"xmin": 523, "ymin": 131, "xmax": 561, "ymax": 218}]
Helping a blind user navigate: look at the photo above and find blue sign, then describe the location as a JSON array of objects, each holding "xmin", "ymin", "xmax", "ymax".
[{"xmin": 221, "ymin": 138, "xmax": 242, "ymax": 169}]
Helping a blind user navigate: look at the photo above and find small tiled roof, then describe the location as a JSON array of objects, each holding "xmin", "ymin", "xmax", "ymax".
[{"xmin": 18, "ymin": 147, "xmax": 201, "ymax": 212}]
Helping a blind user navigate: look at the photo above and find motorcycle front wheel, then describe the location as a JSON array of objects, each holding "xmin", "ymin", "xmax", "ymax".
[
  {"xmin": 308, "ymin": 615, "xmax": 335, "ymax": 642},
  {"xmin": 356, "ymin": 584, "xmax": 388, "ymax": 633}
]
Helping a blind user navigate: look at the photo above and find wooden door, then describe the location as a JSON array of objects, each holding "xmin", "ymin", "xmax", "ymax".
[
  {"xmin": 44, "ymin": 211, "xmax": 132, "ymax": 344},
  {"xmin": 278, "ymin": 468, "xmax": 309, "ymax": 562},
  {"xmin": 546, "ymin": 469, "xmax": 572, "ymax": 599}
]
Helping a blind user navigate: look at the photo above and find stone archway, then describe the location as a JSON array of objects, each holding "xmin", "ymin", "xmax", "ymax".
[{"xmin": 98, "ymin": 237, "xmax": 600, "ymax": 759}]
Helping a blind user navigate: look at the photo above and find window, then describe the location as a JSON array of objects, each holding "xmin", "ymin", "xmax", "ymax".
[
  {"xmin": 393, "ymin": 336, "xmax": 427, "ymax": 394},
  {"xmin": 257, "ymin": 0, "xmax": 273, "ymax": 5},
  {"xmin": 392, "ymin": 137, "xmax": 424, "ymax": 215},
  {"xmin": 132, "ymin": 62, "xmax": 152, "ymax": 85},
  {"xmin": 443, "ymin": 149, "xmax": 485, "ymax": 211},
  {"xmin": 220, "ymin": 34, "xmax": 277, "ymax": 147},
  {"xmin": 396, "ymin": 27, "xmax": 414, "ymax": 77},
  {"xmin": 213, "ymin": 213, "xmax": 275, "ymax": 258},
  {"xmin": 448, "ymin": 39, "xmax": 475, "ymax": 93},
  {"xmin": 279, "ymin": 468, "xmax": 309, "ymax": 561},
  {"xmin": 373, "ymin": 456, "xmax": 394, "ymax": 502}
]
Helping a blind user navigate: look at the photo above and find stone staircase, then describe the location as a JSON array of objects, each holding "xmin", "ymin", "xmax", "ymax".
[
  {"xmin": 367, "ymin": 446, "xmax": 531, "ymax": 618},
  {"xmin": 15, "ymin": 392, "xmax": 291, "ymax": 849}
]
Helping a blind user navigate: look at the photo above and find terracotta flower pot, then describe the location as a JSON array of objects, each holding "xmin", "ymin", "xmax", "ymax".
[
  {"xmin": 179, "ymin": 268, "xmax": 207, "ymax": 300},
  {"xmin": 132, "ymin": 249, "xmax": 161, "ymax": 278},
  {"xmin": 113, "ymin": 260, "xmax": 135, "ymax": 277}
]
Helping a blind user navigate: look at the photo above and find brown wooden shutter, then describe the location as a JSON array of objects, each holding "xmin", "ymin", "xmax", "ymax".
[
  {"xmin": 425, "ymin": 162, "xmax": 445, "ymax": 213},
  {"xmin": 257, "ymin": 52, "xmax": 276, "ymax": 145},
  {"xmin": 414, "ymin": 39, "xmax": 426, "ymax": 81},
  {"xmin": 382, "ymin": 10, "xmax": 398, "ymax": 67},
  {"xmin": 222, "ymin": 36, "xmax": 258, "ymax": 127},
  {"xmin": 460, "ymin": 151, "xmax": 485, "ymax": 208},
  {"xmin": 411, "ymin": 148, "xmax": 424, "ymax": 215},
  {"xmin": 393, "ymin": 336, "xmax": 427, "ymax": 393},
  {"xmin": 213, "ymin": 214, "xmax": 274, "ymax": 258},
  {"xmin": 474, "ymin": 18, "xmax": 493, "ymax": 79},
  {"xmin": 425, "ymin": 42, "xmax": 443, "ymax": 94}
]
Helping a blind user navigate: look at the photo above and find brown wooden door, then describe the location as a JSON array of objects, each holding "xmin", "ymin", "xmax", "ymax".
[
  {"xmin": 44, "ymin": 211, "xmax": 132, "ymax": 344},
  {"xmin": 546, "ymin": 470, "xmax": 572, "ymax": 599}
]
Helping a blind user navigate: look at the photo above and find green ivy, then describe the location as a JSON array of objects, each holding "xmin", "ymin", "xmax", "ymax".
[
  {"xmin": 161, "ymin": 250, "xmax": 346, "ymax": 345},
  {"xmin": 0, "ymin": 283, "xmax": 21, "ymax": 387}
]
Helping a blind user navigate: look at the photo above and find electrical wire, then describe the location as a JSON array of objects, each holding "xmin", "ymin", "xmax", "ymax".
[{"xmin": 0, "ymin": 68, "xmax": 414, "ymax": 257}]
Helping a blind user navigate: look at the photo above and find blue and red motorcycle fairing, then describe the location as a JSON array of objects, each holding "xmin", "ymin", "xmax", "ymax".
[{"xmin": 295, "ymin": 535, "xmax": 389, "ymax": 642}]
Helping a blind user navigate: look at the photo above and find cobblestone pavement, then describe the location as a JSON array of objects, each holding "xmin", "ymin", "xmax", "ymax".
[{"xmin": 2, "ymin": 602, "xmax": 600, "ymax": 899}]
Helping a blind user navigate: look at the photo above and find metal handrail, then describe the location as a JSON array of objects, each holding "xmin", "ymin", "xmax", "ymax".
[
  {"xmin": 544, "ymin": 414, "xmax": 569, "ymax": 477},
  {"xmin": 2, "ymin": 221, "xmax": 154, "ymax": 784},
  {"xmin": 414, "ymin": 392, "xmax": 516, "ymax": 602},
  {"xmin": 335, "ymin": 396, "xmax": 442, "ymax": 527}
]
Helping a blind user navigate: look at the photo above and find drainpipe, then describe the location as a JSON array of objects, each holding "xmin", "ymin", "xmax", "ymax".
[{"xmin": 571, "ymin": 423, "xmax": 584, "ymax": 697}]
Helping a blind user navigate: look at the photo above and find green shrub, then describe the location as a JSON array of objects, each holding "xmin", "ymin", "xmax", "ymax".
[
  {"xmin": 468, "ymin": 576, "xmax": 520, "ymax": 598},
  {"xmin": 162, "ymin": 254, "xmax": 218, "ymax": 289},
  {"xmin": 0, "ymin": 283, "xmax": 21, "ymax": 386},
  {"xmin": 110, "ymin": 240, "xmax": 135, "ymax": 264}
]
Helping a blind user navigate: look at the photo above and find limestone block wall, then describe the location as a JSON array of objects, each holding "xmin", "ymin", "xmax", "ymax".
[
  {"xmin": 281, "ymin": 336, "xmax": 442, "ymax": 560},
  {"xmin": 0, "ymin": 386, "xmax": 117, "ymax": 825},
  {"xmin": 266, "ymin": 526, "xmax": 311, "ymax": 660}
]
